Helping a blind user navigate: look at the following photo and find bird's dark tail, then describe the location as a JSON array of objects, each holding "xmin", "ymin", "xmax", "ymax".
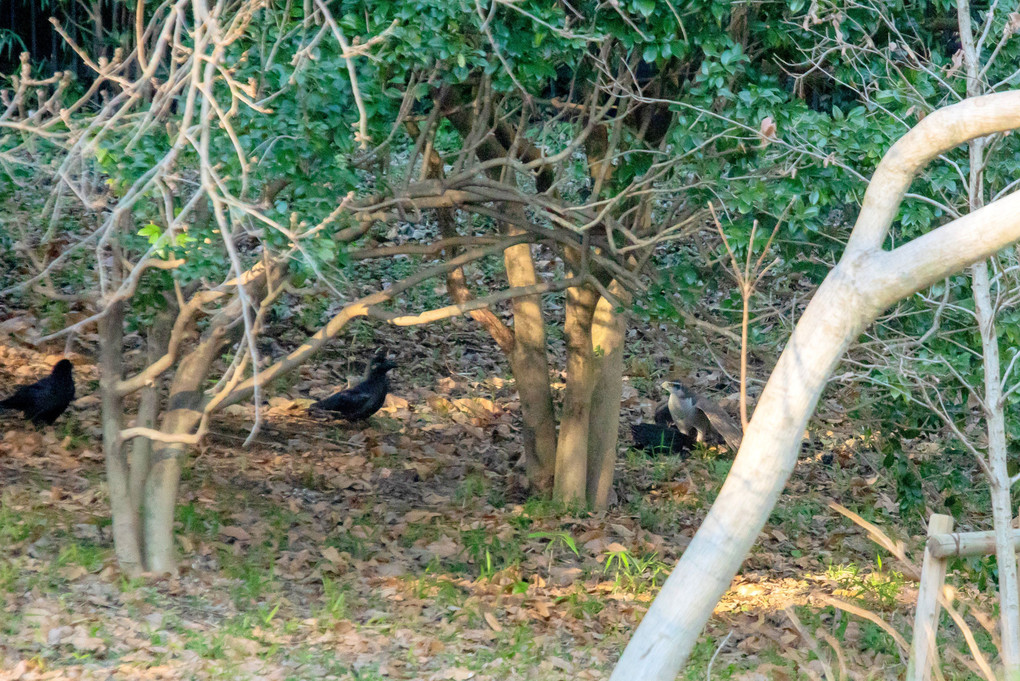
[{"xmin": 0, "ymin": 396, "xmax": 22, "ymax": 411}]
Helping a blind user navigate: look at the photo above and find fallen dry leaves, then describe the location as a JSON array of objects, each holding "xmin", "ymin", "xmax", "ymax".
[{"xmin": 0, "ymin": 330, "xmax": 998, "ymax": 680}]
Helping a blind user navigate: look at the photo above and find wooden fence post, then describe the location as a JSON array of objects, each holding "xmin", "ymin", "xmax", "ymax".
[{"xmin": 907, "ymin": 513, "xmax": 955, "ymax": 681}]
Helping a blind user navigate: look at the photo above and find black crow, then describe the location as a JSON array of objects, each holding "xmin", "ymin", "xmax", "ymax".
[
  {"xmin": 0, "ymin": 359, "xmax": 76, "ymax": 425},
  {"xmin": 661, "ymin": 380, "xmax": 743, "ymax": 450},
  {"xmin": 630, "ymin": 422, "xmax": 695, "ymax": 457},
  {"xmin": 310, "ymin": 351, "xmax": 397, "ymax": 420}
]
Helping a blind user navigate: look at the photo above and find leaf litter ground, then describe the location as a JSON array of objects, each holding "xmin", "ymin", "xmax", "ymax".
[{"xmin": 0, "ymin": 324, "xmax": 999, "ymax": 681}]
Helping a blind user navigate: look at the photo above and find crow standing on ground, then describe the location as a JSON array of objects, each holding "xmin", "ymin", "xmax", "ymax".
[
  {"xmin": 0, "ymin": 359, "xmax": 76, "ymax": 425},
  {"xmin": 310, "ymin": 351, "xmax": 397, "ymax": 420},
  {"xmin": 630, "ymin": 421, "xmax": 695, "ymax": 456}
]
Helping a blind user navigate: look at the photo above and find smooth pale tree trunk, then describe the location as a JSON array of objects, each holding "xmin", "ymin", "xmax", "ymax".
[
  {"xmin": 586, "ymin": 285, "xmax": 629, "ymax": 510},
  {"xmin": 503, "ymin": 218, "xmax": 558, "ymax": 491},
  {"xmin": 971, "ymin": 259, "xmax": 1020, "ymax": 677},
  {"xmin": 100, "ymin": 300, "xmax": 144, "ymax": 575},
  {"xmin": 957, "ymin": 3, "xmax": 1020, "ymax": 671},
  {"xmin": 609, "ymin": 91, "xmax": 1020, "ymax": 681},
  {"xmin": 554, "ymin": 280, "xmax": 599, "ymax": 503}
]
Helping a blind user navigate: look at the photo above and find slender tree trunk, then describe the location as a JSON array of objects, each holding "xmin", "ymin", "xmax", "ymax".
[
  {"xmin": 140, "ymin": 262, "xmax": 279, "ymax": 573},
  {"xmin": 612, "ymin": 272, "xmax": 873, "ymax": 679},
  {"xmin": 972, "ymin": 260, "xmax": 1020, "ymax": 678},
  {"xmin": 503, "ymin": 214, "xmax": 557, "ymax": 491},
  {"xmin": 554, "ymin": 280, "xmax": 599, "ymax": 503},
  {"xmin": 957, "ymin": 4, "xmax": 1020, "ymax": 673},
  {"xmin": 143, "ymin": 427, "xmax": 192, "ymax": 574},
  {"xmin": 586, "ymin": 285, "xmax": 629, "ymax": 510},
  {"xmin": 416, "ymin": 135, "xmax": 515, "ymax": 354},
  {"xmin": 92, "ymin": 0, "xmax": 103, "ymax": 63},
  {"xmin": 441, "ymin": 101, "xmax": 558, "ymax": 490},
  {"xmin": 130, "ymin": 313, "xmax": 172, "ymax": 516},
  {"xmin": 29, "ymin": 0, "xmax": 36, "ymax": 59},
  {"xmin": 100, "ymin": 301, "xmax": 143, "ymax": 575},
  {"xmin": 143, "ymin": 342, "xmax": 215, "ymax": 573}
]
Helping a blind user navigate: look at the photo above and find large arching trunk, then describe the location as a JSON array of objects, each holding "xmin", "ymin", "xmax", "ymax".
[{"xmin": 609, "ymin": 90, "xmax": 1020, "ymax": 681}]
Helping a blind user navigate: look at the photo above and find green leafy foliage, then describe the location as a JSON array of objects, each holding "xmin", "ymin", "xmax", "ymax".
[{"xmin": 3, "ymin": 0, "xmax": 1020, "ymax": 537}]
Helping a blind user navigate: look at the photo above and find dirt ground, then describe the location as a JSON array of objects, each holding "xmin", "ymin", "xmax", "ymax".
[{"xmin": 0, "ymin": 319, "xmax": 996, "ymax": 681}]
